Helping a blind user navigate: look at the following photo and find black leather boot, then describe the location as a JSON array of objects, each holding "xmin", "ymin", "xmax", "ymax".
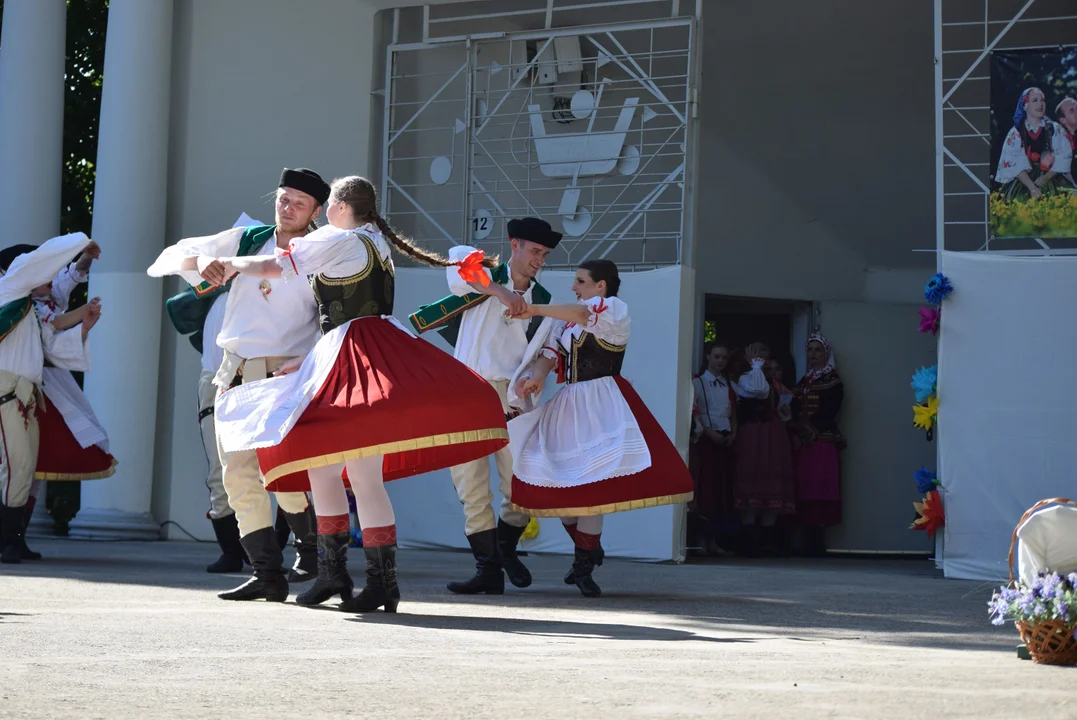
[
  {"xmin": 218, "ymin": 527, "xmax": 289, "ymax": 601},
  {"xmin": 340, "ymin": 543, "xmax": 400, "ymax": 613},
  {"xmin": 296, "ymin": 531, "xmax": 354, "ymax": 606},
  {"xmin": 564, "ymin": 542, "xmax": 605, "ymax": 585},
  {"xmin": 1, "ymin": 504, "xmax": 25, "ymax": 565},
  {"xmin": 20, "ymin": 498, "xmax": 42, "ymax": 561},
  {"xmin": 497, "ymin": 519, "xmax": 532, "ymax": 588},
  {"xmin": 282, "ymin": 505, "xmax": 318, "ymax": 583},
  {"xmin": 274, "ymin": 505, "xmax": 292, "ymax": 551},
  {"xmin": 446, "ymin": 529, "xmax": 504, "ymax": 595},
  {"xmin": 206, "ymin": 513, "xmax": 247, "ymax": 573},
  {"xmin": 571, "ymin": 546, "xmax": 602, "ymax": 598}
]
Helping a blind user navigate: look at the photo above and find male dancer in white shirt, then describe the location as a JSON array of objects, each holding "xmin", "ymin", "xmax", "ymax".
[
  {"xmin": 148, "ymin": 169, "xmax": 329, "ymax": 601},
  {"xmin": 0, "ymin": 233, "xmax": 97, "ymax": 563},
  {"xmin": 409, "ymin": 217, "xmax": 560, "ymax": 594}
]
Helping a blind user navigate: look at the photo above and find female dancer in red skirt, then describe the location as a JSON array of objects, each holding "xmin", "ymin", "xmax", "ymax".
[
  {"xmin": 508, "ymin": 260, "xmax": 694, "ymax": 598},
  {"xmin": 214, "ymin": 176, "xmax": 509, "ymax": 613}
]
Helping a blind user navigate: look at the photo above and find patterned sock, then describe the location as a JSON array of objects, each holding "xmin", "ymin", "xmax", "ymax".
[
  {"xmin": 317, "ymin": 513, "xmax": 350, "ymax": 535},
  {"xmin": 574, "ymin": 531, "xmax": 601, "ymax": 550},
  {"xmin": 362, "ymin": 524, "xmax": 397, "ymax": 547}
]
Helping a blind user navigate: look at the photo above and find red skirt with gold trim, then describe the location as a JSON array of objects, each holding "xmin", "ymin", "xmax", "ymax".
[
  {"xmin": 254, "ymin": 317, "xmax": 508, "ymax": 492},
  {"xmin": 510, "ymin": 376, "xmax": 693, "ymax": 517},
  {"xmin": 35, "ymin": 399, "xmax": 117, "ymax": 481}
]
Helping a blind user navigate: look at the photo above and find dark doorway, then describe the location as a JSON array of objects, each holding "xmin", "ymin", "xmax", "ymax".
[{"xmin": 701, "ymin": 296, "xmax": 813, "ymax": 388}]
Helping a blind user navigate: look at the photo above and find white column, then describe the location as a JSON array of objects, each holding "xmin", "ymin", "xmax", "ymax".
[
  {"xmin": 0, "ymin": 0, "xmax": 67, "ymax": 242},
  {"xmin": 69, "ymin": 0, "xmax": 174, "ymax": 541},
  {"xmin": 0, "ymin": 0, "xmax": 67, "ymax": 532}
]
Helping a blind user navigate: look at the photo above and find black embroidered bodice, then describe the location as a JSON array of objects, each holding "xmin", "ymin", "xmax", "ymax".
[
  {"xmin": 310, "ymin": 233, "xmax": 395, "ymax": 334},
  {"xmin": 564, "ymin": 331, "xmax": 626, "ymax": 384}
]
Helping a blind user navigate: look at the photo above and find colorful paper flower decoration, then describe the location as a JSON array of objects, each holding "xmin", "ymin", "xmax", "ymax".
[
  {"xmin": 910, "ymin": 365, "xmax": 938, "ymax": 403},
  {"xmin": 923, "ymin": 273, "xmax": 954, "ymax": 304},
  {"xmin": 911, "ymin": 489, "xmax": 945, "ymax": 538},
  {"xmin": 918, "ymin": 306, "xmax": 941, "ymax": 335},
  {"xmin": 913, "ymin": 396, "xmax": 940, "ymax": 431},
  {"xmin": 915, "ymin": 466, "xmax": 939, "ymax": 494}
]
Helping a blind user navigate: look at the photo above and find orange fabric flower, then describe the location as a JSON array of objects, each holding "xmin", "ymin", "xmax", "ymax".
[
  {"xmin": 455, "ymin": 249, "xmax": 490, "ymax": 287},
  {"xmin": 911, "ymin": 489, "xmax": 945, "ymax": 538}
]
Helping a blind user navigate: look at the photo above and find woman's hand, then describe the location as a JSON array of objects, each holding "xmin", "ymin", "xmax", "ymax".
[
  {"xmin": 515, "ymin": 374, "xmax": 544, "ymax": 399},
  {"xmin": 509, "ymin": 303, "xmax": 536, "ymax": 321},
  {"xmin": 492, "ymin": 285, "xmax": 527, "ymax": 317},
  {"xmin": 273, "ymin": 356, "xmax": 306, "ymax": 376}
]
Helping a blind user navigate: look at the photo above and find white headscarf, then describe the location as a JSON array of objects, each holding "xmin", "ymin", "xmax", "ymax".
[{"xmin": 804, "ymin": 331, "xmax": 836, "ymax": 383}]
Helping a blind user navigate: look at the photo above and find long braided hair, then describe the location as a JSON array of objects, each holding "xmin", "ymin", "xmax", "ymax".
[{"xmin": 331, "ymin": 176, "xmax": 498, "ymax": 269}]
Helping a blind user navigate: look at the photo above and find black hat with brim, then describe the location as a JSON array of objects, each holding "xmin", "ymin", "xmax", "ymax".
[
  {"xmin": 0, "ymin": 244, "xmax": 38, "ymax": 273},
  {"xmin": 507, "ymin": 217, "xmax": 562, "ymax": 249},
  {"xmin": 279, "ymin": 168, "xmax": 331, "ymax": 206}
]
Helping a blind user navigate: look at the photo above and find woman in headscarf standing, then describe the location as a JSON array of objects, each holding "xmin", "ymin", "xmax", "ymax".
[{"xmin": 790, "ymin": 332, "xmax": 845, "ymax": 556}]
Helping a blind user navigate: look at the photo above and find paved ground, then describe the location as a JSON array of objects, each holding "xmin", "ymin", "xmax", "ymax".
[{"xmin": 1, "ymin": 539, "xmax": 1074, "ymax": 719}]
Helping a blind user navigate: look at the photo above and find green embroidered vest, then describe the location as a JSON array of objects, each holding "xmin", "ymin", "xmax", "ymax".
[
  {"xmin": 311, "ymin": 233, "xmax": 395, "ymax": 333},
  {"xmin": 164, "ymin": 225, "xmax": 277, "ymax": 351},
  {"xmin": 408, "ymin": 263, "xmax": 551, "ymax": 348}
]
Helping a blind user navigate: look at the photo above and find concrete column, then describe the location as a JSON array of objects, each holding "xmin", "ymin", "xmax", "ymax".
[
  {"xmin": 0, "ymin": 0, "xmax": 67, "ymax": 242},
  {"xmin": 69, "ymin": 0, "xmax": 174, "ymax": 541},
  {"xmin": 0, "ymin": 0, "xmax": 68, "ymax": 536}
]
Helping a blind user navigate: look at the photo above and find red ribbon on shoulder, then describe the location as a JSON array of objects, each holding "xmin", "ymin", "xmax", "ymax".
[{"xmin": 455, "ymin": 249, "xmax": 490, "ymax": 287}]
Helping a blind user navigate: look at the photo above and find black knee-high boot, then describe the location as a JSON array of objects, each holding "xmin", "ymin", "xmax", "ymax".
[
  {"xmin": 282, "ymin": 505, "xmax": 318, "ymax": 583},
  {"xmin": 571, "ymin": 546, "xmax": 602, "ymax": 598},
  {"xmin": 341, "ymin": 543, "xmax": 400, "ymax": 613},
  {"xmin": 296, "ymin": 531, "xmax": 354, "ymax": 606},
  {"xmin": 446, "ymin": 529, "xmax": 504, "ymax": 595},
  {"xmin": 218, "ymin": 528, "xmax": 289, "ymax": 601},
  {"xmin": 496, "ymin": 519, "xmax": 532, "ymax": 588}
]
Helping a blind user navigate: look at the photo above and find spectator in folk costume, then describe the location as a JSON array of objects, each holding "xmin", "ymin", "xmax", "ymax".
[
  {"xmin": 148, "ymin": 169, "xmax": 330, "ymax": 600},
  {"xmin": 690, "ymin": 341, "xmax": 737, "ymax": 556},
  {"xmin": 790, "ymin": 332, "xmax": 845, "ymax": 557},
  {"xmin": 0, "ymin": 234, "xmax": 99, "ymax": 564},
  {"xmin": 729, "ymin": 343, "xmax": 795, "ymax": 557},
  {"xmin": 409, "ymin": 217, "xmax": 560, "ymax": 596},
  {"xmin": 214, "ymin": 176, "xmax": 509, "ymax": 613},
  {"xmin": 506, "ymin": 260, "xmax": 694, "ymax": 597}
]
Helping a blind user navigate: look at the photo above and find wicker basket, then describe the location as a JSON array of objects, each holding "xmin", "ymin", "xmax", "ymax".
[{"xmin": 1007, "ymin": 498, "xmax": 1077, "ymax": 666}]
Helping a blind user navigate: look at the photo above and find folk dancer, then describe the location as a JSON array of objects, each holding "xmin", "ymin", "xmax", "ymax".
[
  {"xmin": 506, "ymin": 260, "xmax": 694, "ymax": 597},
  {"xmin": 0, "ymin": 234, "xmax": 99, "ymax": 563},
  {"xmin": 409, "ymin": 217, "xmax": 560, "ymax": 595},
  {"xmin": 214, "ymin": 176, "xmax": 509, "ymax": 613},
  {"xmin": 148, "ymin": 169, "xmax": 329, "ymax": 599}
]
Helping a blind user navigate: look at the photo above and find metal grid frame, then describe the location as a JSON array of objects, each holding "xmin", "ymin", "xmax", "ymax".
[
  {"xmin": 380, "ymin": 0, "xmax": 701, "ymax": 269},
  {"xmin": 935, "ymin": 0, "xmax": 1077, "ymax": 257}
]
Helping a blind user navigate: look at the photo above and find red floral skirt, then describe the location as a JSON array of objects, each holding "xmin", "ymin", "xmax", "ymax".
[
  {"xmin": 35, "ymin": 399, "xmax": 117, "ymax": 481},
  {"xmin": 510, "ymin": 376, "xmax": 693, "ymax": 516},
  {"xmin": 258, "ymin": 317, "xmax": 508, "ymax": 492}
]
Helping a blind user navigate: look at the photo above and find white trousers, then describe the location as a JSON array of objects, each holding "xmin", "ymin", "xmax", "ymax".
[
  {"xmin": 0, "ymin": 371, "xmax": 39, "ymax": 509},
  {"xmin": 449, "ymin": 379, "xmax": 529, "ymax": 535}
]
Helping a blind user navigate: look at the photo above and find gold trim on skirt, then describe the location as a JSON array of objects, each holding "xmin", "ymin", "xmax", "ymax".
[
  {"xmin": 261, "ymin": 427, "xmax": 509, "ymax": 486},
  {"xmin": 512, "ymin": 491, "xmax": 694, "ymax": 518},
  {"xmin": 35, "ymin": 458, "xmax": 119, "ymax": 482}
]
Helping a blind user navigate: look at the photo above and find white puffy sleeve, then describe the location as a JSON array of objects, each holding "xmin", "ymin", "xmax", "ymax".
[
  {"xmin": 41, "ymin": 324, "xmax": 91, "ymax": 372},
  {"xmin": 1051, "ymin": 122, "xmax": 1072, "ymax": 175},
  {"xmin": 447, "ymin": 245, "xmax": 492, "ymax": 296},
  {"xmin": 276, "ymin": 225, "xmax": 365, "ymax": 280},
  {"xmin": 146, "ymin": 226, "xmax": 245, "ymax": 287},
  {"xmin": 0, "ymin": 233, "xmax": 91, "ymax": 307},
  {"xmin": 733, "ymin": 359, "xmax": 770, "ymax": 399},
  {"xmin": 995, "ymin": 127, "xmax": 1031, "ymax": 184},
  {"xmin": 50, "ymin": 262, "xmax": 86, "ymax": 310},
  {"xmin": 539, "ymin": 320, "xmax": 569, "ymax": 360},
  {"xmin": 582, "ymin": 296, "xmax": 630, "ymax": 345}
]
